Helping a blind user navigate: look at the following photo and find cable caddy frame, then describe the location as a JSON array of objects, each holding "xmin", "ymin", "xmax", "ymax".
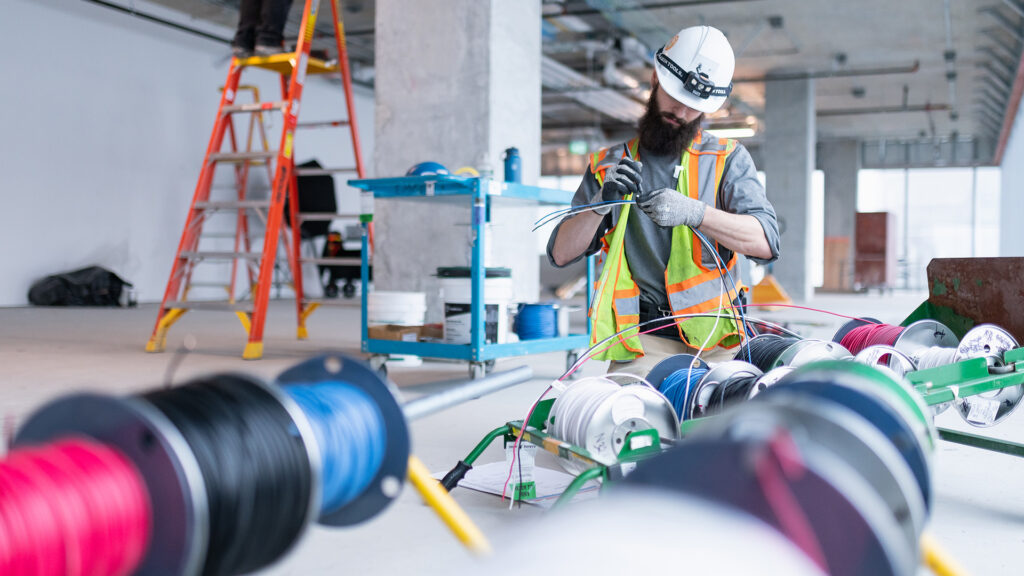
[{"xmin": 147, "ymin": 0, "xmax": 366, "ymax": 359}]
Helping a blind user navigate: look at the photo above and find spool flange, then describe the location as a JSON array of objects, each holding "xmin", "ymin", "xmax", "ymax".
[
  {"xmin": 646, "ymin": 353, "xmax": 708, "ymax": 391},
  {"xmin": 15, "ymin": 394, "xmax": 209, "ymax": 576},
  {"xmin": 774, "ymin": 338, "xmax": 853, "ymax": 369},
  {"xmin": 276, "ymin": 353, "xmax": 411, "ymax": 527},
  {"xmin": 953, "ymin": 325, "xmax": 1023, "ymax": 427}
]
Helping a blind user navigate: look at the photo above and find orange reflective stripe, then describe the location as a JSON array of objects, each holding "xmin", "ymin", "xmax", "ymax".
[
  {"xmin": 677, "ymin": 292, "xmax": 741, "ymax": 316},
  {"xmin": 666, "ymin": 268, "xmax": 721, "ymax": 294}
]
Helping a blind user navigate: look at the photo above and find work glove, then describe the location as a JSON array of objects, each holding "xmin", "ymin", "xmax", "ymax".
[
  {"xmin": 591, "ymin": 158, "xmax": 642, "ymax": 214},
  {"xmin": 636, "ymin": 187, "xmax": 707, "ymax": 228}
]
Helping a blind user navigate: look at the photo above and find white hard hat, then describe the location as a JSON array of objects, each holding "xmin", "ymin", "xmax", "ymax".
[{"xmin": 654, "ymin": 26, "xmax": 735, "ymax": 114}]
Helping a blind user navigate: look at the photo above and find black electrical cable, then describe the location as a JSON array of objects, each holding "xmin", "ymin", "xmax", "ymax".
[
  {"xmin": 735, "ymin": 335, "xmax": 800, "ymax": 372},
  {"xmin": 143, "ymin": 376, "xmax": 312, "ymax": 576},
  {"xmin": 705, "ymin": 373, "xmax": 760, "ymax": 416}
]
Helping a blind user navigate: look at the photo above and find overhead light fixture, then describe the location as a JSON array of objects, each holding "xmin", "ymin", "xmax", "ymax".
[{"xmin": 705, "ymin": 126, "xmax": 756, "ymax": 139}]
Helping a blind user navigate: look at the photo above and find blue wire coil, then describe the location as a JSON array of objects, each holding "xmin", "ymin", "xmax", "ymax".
[
  {"xmin": 659, "ymin": 367, "xmax": 708, "ymax": 421},
  {"xmin": 285, "ymin": 382, "xmax": 387, "ymax": 515},
  {"xmin": 516, "ymin": 304, "xmax": 559, "ymax": 340}
]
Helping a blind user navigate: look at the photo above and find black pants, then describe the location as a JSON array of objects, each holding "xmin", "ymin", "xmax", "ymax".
[{"xmin": 233, "ymin": 0, "xmax": 293, "ymax": 48}]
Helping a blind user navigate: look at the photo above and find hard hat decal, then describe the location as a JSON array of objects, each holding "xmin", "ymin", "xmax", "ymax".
[{"xmin": 665, "ymin": 35, "xmax": 679, "ymax": 52}]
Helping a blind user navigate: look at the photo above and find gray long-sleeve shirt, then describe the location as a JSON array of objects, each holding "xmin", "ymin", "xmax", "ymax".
[{"xmin": 546, "ymin": 137, "xmax": 780, "ymax": 310}]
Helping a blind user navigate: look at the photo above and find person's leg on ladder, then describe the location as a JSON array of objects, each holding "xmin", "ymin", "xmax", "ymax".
[
  {"xmin": 232, "ymin": 0, "xmax": 260, "ymax": 57},
  {"xmin": 255, "ymin": 0, "xmax": 295, "ymax": 55}
]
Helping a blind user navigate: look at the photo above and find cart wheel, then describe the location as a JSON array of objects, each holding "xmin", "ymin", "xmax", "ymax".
[
  {"xmin": 469, "ymin": 362, "xmax": 486, "ymax": 380},
  {"xmin": 324, "ymin": 283, "xmax": 339, "ymax": 299},
  {"xmin": 369, "ymin": 355, "xmax": 388, "ymax": 378},
  {"xmin": 565, "ymin": 350, "xmax": 581, "ymax": 379},
  {"xmin": 342, "ymin": 282, "xmax": 356, "ymax": 298},
  {"xmin": 484, "ymin": 360, "xmax": 496, "ymax": 374}
]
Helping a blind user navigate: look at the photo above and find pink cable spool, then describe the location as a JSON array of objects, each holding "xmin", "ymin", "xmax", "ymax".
[
  {"xmin": 840, "ymin": 324, "xmax": 906, "ymax": 355},
  {"xmin": 0, "ymin": 438, "xmax": 152, "ymax": 576}
]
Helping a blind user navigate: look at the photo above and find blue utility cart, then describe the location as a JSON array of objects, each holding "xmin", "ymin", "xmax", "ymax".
[{"xmin": 349, "ymin": 175, "xmax": 594, "ymax": 379}]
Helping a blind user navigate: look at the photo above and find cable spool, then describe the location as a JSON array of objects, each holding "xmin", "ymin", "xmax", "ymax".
[
  {"xmin": 276, "ymin": 354, "xmax": 410, "ymax": 526},
  {"xmin": 514, "ymin": 304, "xmax": 558, "ymax": 340},
  {"xmin": 689, "ymin": 361, "xmax": 763, "ymax": 419},
  {"xmin": 832, "ymin": 317, "xmax": 883, "ymax": 345},
  {"xmin": 752, "ymin": 366, "xmax": 794, "ymax": 397},
  {"xmin": 734, "ymin": 334, "xmax": 801, "ymax": 372},
  {"xmin": 626, "ymin": 423, "xmax": 915, "ymax": 576},
  {"xmin": 774, "ymin": 339, "xmax": 852, "ymax": 368},
  {"xmin": 854, "ymin": 345, "xmax": 917, "ymax": 378},
  {"xmin": 0, "ymin": 438, "xmax": 152, "ymax": 576},
  {"xmin": 659, "ymin": 367, "xmax": 708, "ymax": 421},
  {"xmin": 142, "ymin": 374, "xmax": 319, "ymax": 576},
  {"xmin": 839, "ymin": 319, "xmax": 959, "ymax": 358},
  {"xmin": 548, "ymin": 376, "xmax": 680, "ymax": 475},
  {"xmin": 952, "ymin": 325, "xmax": 1024, "ymax": 427},
  {"xmin": 16, "ymin": 393, "xmax": 211, "ymax": 576},
  {"xmin": 645, "ymin": 353, "xmax": 708, "ymax": 391},
  {"xmin": 759, "ymin": 361, "xmax": 935, "ymax": 512}
]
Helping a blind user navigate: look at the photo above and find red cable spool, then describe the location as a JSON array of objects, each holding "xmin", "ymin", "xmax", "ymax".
[
  {"xmin": 0, "ymin": 438, "xmax": 152, "ymax": 576},
  {"xmin": 840, "ymin": 323, "xmax": 906, "ymax": 355}
]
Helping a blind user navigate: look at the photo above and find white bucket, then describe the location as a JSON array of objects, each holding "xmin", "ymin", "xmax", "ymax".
[
  {"xmin": 368, "ymin": 291, "xmax": 426, "ymax": 326},
  {"xmin": 439, "ymin": 268, "xmax": 513, "ymax": 345}
]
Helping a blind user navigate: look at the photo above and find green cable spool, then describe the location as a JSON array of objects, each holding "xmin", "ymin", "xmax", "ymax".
[{"xmin": 788, "ymin": 361, "xmax": 936, "ymax": 453}]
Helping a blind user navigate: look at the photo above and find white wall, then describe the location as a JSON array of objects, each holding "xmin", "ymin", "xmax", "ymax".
[
  {"xmin": 1001, "ymin": 93, "xmax": 1024, "ymax": 257},
  {"xmin": 0, "ymin": 0, "xmax": 374, "ymax": 306}
]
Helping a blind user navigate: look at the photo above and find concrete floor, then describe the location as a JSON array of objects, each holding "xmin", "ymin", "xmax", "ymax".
[{"xmin": 1, "ymin": 293, "xmax": 1022, "ymax": 575}]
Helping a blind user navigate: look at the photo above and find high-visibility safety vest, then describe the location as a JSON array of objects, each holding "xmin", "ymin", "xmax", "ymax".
[{"xmin": 588, "ymin": 132, "xmax": 742, "ymax": 362}]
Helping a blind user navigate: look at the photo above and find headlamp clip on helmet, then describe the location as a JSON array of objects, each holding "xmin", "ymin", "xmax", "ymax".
[{"xmin": 656, "ymin": 47, "xmax": 733, "ymax": 100}]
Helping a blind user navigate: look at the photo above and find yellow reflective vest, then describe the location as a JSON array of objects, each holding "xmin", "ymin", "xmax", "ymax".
[{"xmin": 588, "ymin": 132, "xmax": 742, "ymax": 362}]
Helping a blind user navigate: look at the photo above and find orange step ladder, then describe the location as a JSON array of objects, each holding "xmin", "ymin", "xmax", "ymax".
[{"xmin": 147, "ymin": 0, "xmax": 367, "ymax": 359}]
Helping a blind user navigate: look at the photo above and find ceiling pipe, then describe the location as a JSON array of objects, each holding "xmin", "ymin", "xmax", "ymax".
[
  {"xmin": 1002, "ymin": 0, "xmax": 1024, "ymax": 18},
  {"xmin": 816, "ymin": 103, "xmax": 951, "ymax": 117},
  {"xmin": 733, "ymin": 61, "xmax": 919, "ymax": 83},
  {"xmin": 548, "ymin": 0, "xmax": 766, "ymax": 17}
]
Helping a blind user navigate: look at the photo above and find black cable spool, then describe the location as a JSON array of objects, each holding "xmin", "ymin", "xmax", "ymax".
[
  {"xmin": 705, "ymin": 373, "xmax": 761, "ymax": 416},
  {"xmin": 735, "ymin": 334, "xmax": 800, "ymax": 372},
  {"xmin": 143, "ymin": 374, "xmax": 316, "ymax": 576}
]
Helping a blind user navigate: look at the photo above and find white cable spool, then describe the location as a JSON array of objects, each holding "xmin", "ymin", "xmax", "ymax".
[{"xmin": 548, "ymin": 377, "xmax": 680, "ymax": 476}]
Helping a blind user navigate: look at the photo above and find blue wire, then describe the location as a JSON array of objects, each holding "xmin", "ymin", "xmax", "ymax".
[
  {"xmin": 515, "ymin": 304, "xmax": 559, "ymax": 340},
  {"xmin": 285, "ymin": 382, "xmax": 387, "ymax": 515},
  {"xmin": 659, "ymin": 367, "xmax": 708, "ymax": 421}
]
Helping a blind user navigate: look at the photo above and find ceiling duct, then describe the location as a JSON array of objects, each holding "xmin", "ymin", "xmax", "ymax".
[{"xmin": 542, "ymin": 56, "xmax": 646, "ymax": 122}]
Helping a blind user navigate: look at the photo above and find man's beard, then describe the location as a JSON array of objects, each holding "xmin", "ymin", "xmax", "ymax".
[{"xmin": 638, "ymin": 89, "xmax": 703, "ymax": 156}]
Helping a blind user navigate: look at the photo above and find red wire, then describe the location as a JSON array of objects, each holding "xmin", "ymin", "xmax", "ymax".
[
  {"xmin": 0, "ymin": 438, "xmax": 152, "ymax": 576},
  {"xmin": 839, "ymin": 323, "xmax": 904, "ymax": 355}
]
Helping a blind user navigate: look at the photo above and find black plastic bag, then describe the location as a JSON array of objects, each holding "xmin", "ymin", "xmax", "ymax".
[{"xmin": 28, "ymin": 266, "xmax": 133, "ymax": 307}]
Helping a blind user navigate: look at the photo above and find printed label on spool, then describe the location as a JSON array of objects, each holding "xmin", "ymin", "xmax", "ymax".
[
  {"xmin": 966, "ymin": 397, "xmax": 1000, "ymax": 426},
  {"xmin": 505, "ymin": 443, "xmax": 537, "ymax": 499},
  {"xmin": 444, "ymin": 303, "xmax": 499, "ymax": 344}
]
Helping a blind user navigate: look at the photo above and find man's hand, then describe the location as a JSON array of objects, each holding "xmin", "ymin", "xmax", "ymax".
[
  {"xmin": 591, "ymin": 158, "xmax": 642, "ymax": 214},
  {"xmin": 637, "ymin": 188, "xmax": 707, "ymax": 228}
]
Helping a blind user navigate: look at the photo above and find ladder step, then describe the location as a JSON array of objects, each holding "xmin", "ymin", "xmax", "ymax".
[
  {"xmin": 302, "ymin": 298, "xmax": 357, "ymax": 307},
  {"xmin": 194, "ymin": 200, "xmax": 271, "ymax": 211},
  {"xmin": 210, "ymin": 150, "xmax": 278, "ymax": 163},
  {"xmin": 223, "ymin": 101, "xmax": 287, "ymax": 114},
  {"xmin": 295, "ymin": 119, "xmax": 350, "ymax": 129},
  {"xmin": 180, "ymin": 251, "xmax": 262, "ymax": 261},
  {"xmin": 184, "ymin": 282, "xmax": 232, "ymax": 288},
  {"xmin": 165, "ymin": 300, "xmax": 255, "ymax": 312},
  {"xmin": 297, "ymin": 212, "xmax": 356, "ymax": 222},
  {"xmin": 295, "ymin": 167, "xmax": 358, "ymax": 176},
  {"xmin": 302, "ymin": 257, "xmax": 361, "ymax": 266}
]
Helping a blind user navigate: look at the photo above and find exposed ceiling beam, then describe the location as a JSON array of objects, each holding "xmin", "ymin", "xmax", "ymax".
[
  {"xmin": 541, "ymin": 56, "xmax": 646, "ymax": 122},
  {"xmin": 733, "ymin": 61, "xmax": 920, "ymax": 83},
  {"xmin": 545, "ymin": 0, "xmax": 765, "ymax": 17},
  {"xmin": 817, "ymin": 103, "xmax": 951, "ymax": 117},
  {"xmin": 1002, "ymin": 0, "xmax": 1024, "ymax": 19}
]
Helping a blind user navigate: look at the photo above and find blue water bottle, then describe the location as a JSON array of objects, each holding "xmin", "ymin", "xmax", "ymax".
[{"xmin": 503, "ymin": 147, "xmax": 521, "ymax": 183}]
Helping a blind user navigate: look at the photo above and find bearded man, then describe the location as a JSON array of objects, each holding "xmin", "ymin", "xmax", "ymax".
[{"xmin": 547, "ymin": 25, "xmax": 780, "ymax": 375}]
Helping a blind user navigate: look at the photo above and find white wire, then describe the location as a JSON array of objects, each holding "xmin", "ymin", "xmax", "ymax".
[{"xmin": 915, "ymin": 346, "xmax": 958, "ymax": 370}]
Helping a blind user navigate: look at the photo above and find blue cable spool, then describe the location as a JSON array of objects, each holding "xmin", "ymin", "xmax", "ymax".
[
  {"xmin": 515, "ymin": 304, "xmax": 558, "ymax": 340},
  {"xmin": 757, "ymin": 377, "xmax": 932, "ymax": 512},
  {"xmin": 659, "ymin": 367, "xmax": 708, "ymax": 422},
  {"xmin": 277, "ymin": 354, "xmax": 410, "ymax": 527},
  {"xmin": 285, "ymin": 382, "xmax": 386, "ymax": 515}
]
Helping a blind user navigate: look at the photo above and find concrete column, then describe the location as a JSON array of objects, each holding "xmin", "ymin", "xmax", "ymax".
[
  {"xmin": 763, "ymin": 78, "xmax": 815, "ymax": 302},
  {"xmin": 818, "ymin": 140, "xmax": 860, "ymax": 290},
  {"xmin": 373, "ymin": 0, "xmax": 541, "ymax": 320}
]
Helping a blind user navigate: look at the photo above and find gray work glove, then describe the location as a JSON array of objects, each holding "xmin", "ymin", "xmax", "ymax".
[
  {"xmin": 636, "ymin": 187, "xmax": 707, "ymax": 228},
  {"xmin": 591, "ymin": 158, "xmax": 643, "ymax": 215}
]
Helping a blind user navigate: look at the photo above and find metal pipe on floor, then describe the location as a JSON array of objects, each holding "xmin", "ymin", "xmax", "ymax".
[{"xmin": 402, "ymin": 366, "xmax": 534, "ymax": 421}]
